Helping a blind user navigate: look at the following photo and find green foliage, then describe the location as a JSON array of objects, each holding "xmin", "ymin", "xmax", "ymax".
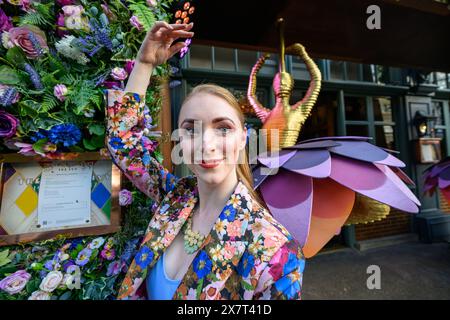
[
  {"xmin": 0, "ymin": 66, "xmax": 20, "ymax": 85},
  {"xmin": 127, "ymin": 1, "xmax": 156, "ymax": 32},
  {"xmin": 18, "ymin": 2, "xmax": 54, "ymax": 28}
]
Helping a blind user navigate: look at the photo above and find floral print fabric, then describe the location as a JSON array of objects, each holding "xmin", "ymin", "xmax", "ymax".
[{"xmin": 105, "ymin": 89, "xmax": 305, "ymax": 300}]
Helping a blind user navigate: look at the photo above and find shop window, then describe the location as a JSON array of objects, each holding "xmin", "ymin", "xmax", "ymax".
[
  {"xmin": 330, "ymin": 61, "xmax": 345, "ymax": 80},
  {"xmin": 373, "ymin": 97, "xmax": 394, "ymax": 122},
  {"xmin": 344, "ymin": 96, "xmax": 367, "ymax": 121},
  {"xmin": 189, "ymin": 45, "xmax": 212, "ymax": 69},
  {"xmin": 375, "ymin": 125, "xmax": 395, "ymax": 149},
  {"xmin": 214, "ymin": 47, "xmax": 235, "ymax": 71},
  {"xmin": 346, "ymin": 125, "xmax": 369, "ymax": 137},
  {"xmin": 238, "ymin": 50, "xmax": 258, "ymax": 73}
]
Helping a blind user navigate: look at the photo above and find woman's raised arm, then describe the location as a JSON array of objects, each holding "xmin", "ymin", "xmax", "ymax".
[{"xmin": 104, "ymin": 22, "xmax": 193, "ymax": 204}]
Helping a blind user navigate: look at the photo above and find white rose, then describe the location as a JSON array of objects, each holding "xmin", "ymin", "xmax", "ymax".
[
  {"xmin": 28, "ymin": 290, "xmax": 51, "ymax": 300},
  {"xmin": 39, "ymin": 271, "xmax": 63, "ymax": 293}
]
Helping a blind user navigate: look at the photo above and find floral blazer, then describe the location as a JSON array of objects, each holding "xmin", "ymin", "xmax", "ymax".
[{"xmin": 104, "ymin": 89, "xmax": 305, "ymax": 300}]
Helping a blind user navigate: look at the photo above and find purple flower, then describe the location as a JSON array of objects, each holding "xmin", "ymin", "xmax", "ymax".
[
  {"xmin": 56, "ymin": 13, "xmax": 69, "ymax": 37},
  {"xmin": 0, "ymin": 110, "xmax": 19, "ymax": 138},
  {"xmin": 180, "ymin": 38, "xmax": 192, "ymax": 58},
  {"xmin": 100, "ymin": 248, "xmax": 115, "ymax": 261},
  {"xmin": 147, "ymin": 0, "xmax": 158, "ymax": 7},
  {"xmin": 75, "ymin": 248, "xmax": 92, "ymax": 266},
  {"xmin": 62, "ymin": 260, "xmax": 75, "ymax": 272},
  {"xmin": 101, "ymin": 4, "xmax": 117, "ymax": 21},
  {"xmin": 15, "ymin": 142, "xmax": 38, "ymax": 156},
  {"xmin": 24, "ymin": 63, "xmax": 43, "ymax": 90},
  {"xmin": 0, "ymin": 85, "xmax": 20, "ymax": 106},
  {"xmin": 129, "ymin": 16, "xmax": 143, "ymax": 31},
  {"xmin": 102, "ymin": 80, "xmax": 121, "ymax": 89},
  {"xmin": 110, "ymin": 67, "xmax": 128, "ymax": 81},
  {"xmin": 53, "ymin": 84, "xmax": 68, "ymax": 102},
  {"xmin": 57, "ymin": 0, "xmax": 74, "ymax": 5},
  {"xmin": 119, "ymin": 189, "xmax": 133, "ymax": 206},
  {"xmin": 124, "ymin": 60, "xmax": 135, "ymax": 75},
  {"xmin": 0, "ymin": 8, "xmax": 13, "ymax": 32},
  {"xmin": 106, "ymin": 260, "xmax": 122, "ymax": 276},
  {"xmin": 120, "ymin": 238, "xmax": 140, "ymax": 265},
  {"xmin": 8, "ymin": 26, "xmax": 48, "ymax": 59},
  {"xmin": 0, "ymin": 270, "xmax": 31, "ymax": 295}
]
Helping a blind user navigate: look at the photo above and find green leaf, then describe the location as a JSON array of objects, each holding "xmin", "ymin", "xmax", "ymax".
[
  {"xmin": 40, "ymin": 93, "xmax": 59, "ymax": 113},
  {"xmin": 58, "ymin": 291, "xmax": 73, "ymax": 300},
  {"xmin": 0, "ymin": 250, "xmax": 11, "ymax": 267},
  {"xmin": 92, "ymin": 134, "xmax": 105, "ymax": 148},
  {"xmin": 196, "ymin": 278, "xmax": 204, "ymax": 298},
  {"xmin": 26, "ymin": 278, "xmax": 40, "ymax": 294},
  {"xmin": 32, "ymin": 138, "xmax": 48, "ymax": 154},
  {"xmin": 0, "ymin": 66, "xmax": 20, "ymax": 84},
  {"xmin": 18, "ymin": 100, "xmax": 39, "ymax": 118},
  {"xmin": 69, "ymin": 145, "xmax": 85, "ymax": 152},
  {"xmin": 88, "ymin": 123, "xmax": 105, "ymax": 136},
  {"xmin": 154, "ymin": 150, "xmax": 163, "ymax": 164},
  {"xmin": 6, "ymin": 47, "xmax": 26, "ymax": 66},
  {"xmin": 241, "ymin": 280, "xmax": 254, "ymax": 291},
  {"xmin": 83, "ymin": 138, "xmax": 96, "ymax": 151},
  {"xmin": 128, "ymin": 3, "xmax": 156, "ymax": 32}
]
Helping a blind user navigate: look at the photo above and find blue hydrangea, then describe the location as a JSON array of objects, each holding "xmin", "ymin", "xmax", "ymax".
[{"xmin": 48, "ymin": 124, "xmax": 82, "ymax": 147}]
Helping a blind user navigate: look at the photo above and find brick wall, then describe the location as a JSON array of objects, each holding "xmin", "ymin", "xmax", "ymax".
[
  {"xmin": 355, "ymin": 190, "xmax": 450, "ymax": 241},
  {"xmin": 355, "ymin": 209, "xmax": 412, "ymax": 241},
  {"xmin": 439, "ymin": 190, "xmax": 450, "ymax": 213}
]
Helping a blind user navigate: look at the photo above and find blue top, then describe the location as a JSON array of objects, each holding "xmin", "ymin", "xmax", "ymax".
[{"xmin": 146, "ymin": 251, "xmax": 182, "ymax": 300}]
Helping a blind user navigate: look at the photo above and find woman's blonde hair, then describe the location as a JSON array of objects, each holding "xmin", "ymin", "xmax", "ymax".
[{"xmin": 181, "ymin": 83, "xmax": 265, "ymax": 209}]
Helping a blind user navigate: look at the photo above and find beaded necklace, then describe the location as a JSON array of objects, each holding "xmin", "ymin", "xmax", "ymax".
[{"xmin": 181, "ymin": 211, "xmax": 206, "ymax": 254}]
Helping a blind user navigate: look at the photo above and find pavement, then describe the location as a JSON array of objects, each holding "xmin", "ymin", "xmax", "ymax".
[{"xmin": 302, "ymin": 238, "xmax": 450, "ymax": 300}]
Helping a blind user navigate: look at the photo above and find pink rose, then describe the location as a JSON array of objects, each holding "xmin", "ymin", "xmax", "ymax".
[
  {"xmin": 0, "ymin": 270, "xmax": 31, "ymax": 295},
  {"xmin": 8, "ymin": 25, "xmax": 48, "ymax": 59}
]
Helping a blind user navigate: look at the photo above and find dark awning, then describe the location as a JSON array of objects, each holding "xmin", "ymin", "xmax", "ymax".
[{"xmin": 192, "ymin": 0, "xmax": 450, "ymax": 72}]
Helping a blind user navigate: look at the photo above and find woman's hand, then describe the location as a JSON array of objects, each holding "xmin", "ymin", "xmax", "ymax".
[{"xmin": 137, "ymin": 21, "xmax": 194, "ymax": 67}]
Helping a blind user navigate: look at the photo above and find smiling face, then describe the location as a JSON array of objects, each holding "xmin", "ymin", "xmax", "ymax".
[{"xmin": 178, "ymin": 92, "xmax": 247, "ymax": 186}]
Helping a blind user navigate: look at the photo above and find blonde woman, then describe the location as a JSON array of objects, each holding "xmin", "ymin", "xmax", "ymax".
[{"xmin": 105, "ymin": 21, "xmax": 304, "ymax": 300}]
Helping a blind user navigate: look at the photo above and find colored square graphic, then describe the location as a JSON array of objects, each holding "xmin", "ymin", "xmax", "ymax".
[
  {"xmin": 91, "ymin": 182, "xmax": 110, "ymax": 209},
  {"xmin": 102, "ymin": 198, "xmax": 111, "ymax": 220},
  {"xmin": 14, "ymin": 185, "xmax": 38, "ymax": 217}
]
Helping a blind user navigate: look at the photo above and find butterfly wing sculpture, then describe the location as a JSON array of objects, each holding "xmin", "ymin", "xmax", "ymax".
[
  {"xmin": 424, "ymin": 157, "xmax": 450, "ymax": 206},
  {"xmin": 248, "ymin": 19, "xmax": 421, "ymax": 258}
]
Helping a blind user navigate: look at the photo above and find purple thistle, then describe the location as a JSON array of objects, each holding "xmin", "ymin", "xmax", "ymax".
[
  {"xmin": 74, "ymin": 18, "xmax": 114, "ymax": 58},
  {"xmin": 89, "ymin": 18, "xmax": 113, "ymax": 51},
  {"xmin": 88, "ymin": 45, "xmax": 102, "ymax": 57},
  {"xmin": 28, "ymin": 31, "xmax": 45, "ymax": 57},
  {"xmin": 94, "ymin": 72, "xmax": 109, "ymax": 87},
  {"xmin": 24, "ymin": 63, "xmax": 43, "ymax": 90},
  {"xmin": 0, "ymin": 87, "xmax": 18, "ymax": 107}
]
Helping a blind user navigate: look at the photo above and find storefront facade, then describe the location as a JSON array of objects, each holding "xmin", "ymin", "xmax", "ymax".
[{"xmin": 168, "ymin": 44, "xmax": 450, "ymax": 250}]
